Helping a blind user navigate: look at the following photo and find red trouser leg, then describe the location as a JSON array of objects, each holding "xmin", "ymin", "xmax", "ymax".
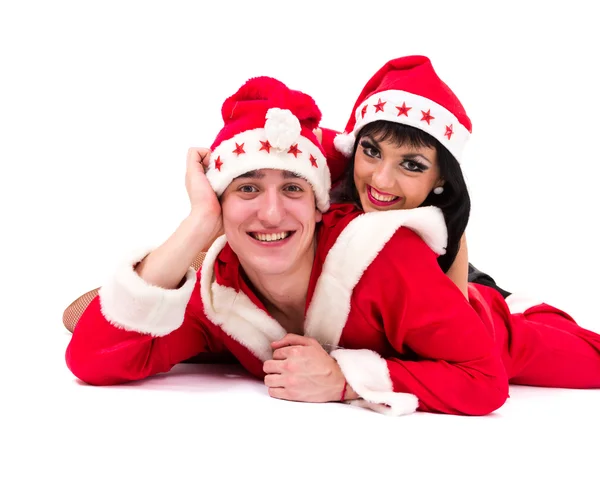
[{"xmin": 505, "ymin": 302, "xmax": 600, "ymax": 388}]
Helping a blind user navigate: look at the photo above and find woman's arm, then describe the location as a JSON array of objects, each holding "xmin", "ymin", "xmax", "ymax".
[
  {"xmin": 444, "ymin": 233, "xmax": 469, "ymax": 298},
  {"xmin": 331, "ymin": 228, "xmax": 508, "ymax": 416}
]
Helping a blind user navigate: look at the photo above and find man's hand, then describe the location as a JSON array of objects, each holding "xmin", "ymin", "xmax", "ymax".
[
  {"xmin": 263, "ymin": 334, "xmax": 346, "ymax": 402},
  {"xmin": 185, "ymin": 147, "xmax": 223, "ymax": 241}
]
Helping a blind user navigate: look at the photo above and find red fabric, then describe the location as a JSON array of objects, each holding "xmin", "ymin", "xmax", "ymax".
[
  {"xmin": 471, "ymin": 284, "xmax": 600, "ymax": 389},
  {"xmin": 320, "ymin": 127, "xmax": 348, "ymax": 184},
  {"xmin": 340, "ymin": 380, "xmax": 347, "ymax": 401},
  {"xmin": 210, "ymin": 76, "xmax": 325, "ymax": 157},
  {"xmin": 340, "ymin": 56, "xmax": 472, "ymax": 136}
]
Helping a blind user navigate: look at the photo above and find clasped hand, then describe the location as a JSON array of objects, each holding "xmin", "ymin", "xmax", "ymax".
[{"xmin": 263, "ymin": 334, "xmax": 346, "ymax": 403}]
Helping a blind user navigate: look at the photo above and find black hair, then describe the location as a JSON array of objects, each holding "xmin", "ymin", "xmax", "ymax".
[{"xmin": 331, "ymin": 120, "xmax": 470, "ymax": 273}]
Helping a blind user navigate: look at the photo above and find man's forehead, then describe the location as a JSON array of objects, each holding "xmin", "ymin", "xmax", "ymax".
[{"xmin": 234, "ymin": 169, "xmax": 301, "ymax": 180}]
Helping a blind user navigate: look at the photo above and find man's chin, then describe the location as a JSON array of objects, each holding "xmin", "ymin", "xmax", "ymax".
[{"xmin": 243, "ymin": 255, "xmax": 292, "ymax": 277}]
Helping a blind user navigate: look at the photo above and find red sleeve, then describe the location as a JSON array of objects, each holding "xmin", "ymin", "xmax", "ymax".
[
  {"xmin": 333, "ymin": 228, "xmax": 508, "ymax": 416},
  {"xmin": 320, "ymin": 127, "xmax": 349, "ymax": 186},
  {"xmin": 65, "ymin": 269, "xmax": 222, "ymax": 386}
]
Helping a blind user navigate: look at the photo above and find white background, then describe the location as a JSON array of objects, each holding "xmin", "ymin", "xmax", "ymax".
[{"xmin": 1, "ymin": 1, "xmax": 599, "ymax": 481}]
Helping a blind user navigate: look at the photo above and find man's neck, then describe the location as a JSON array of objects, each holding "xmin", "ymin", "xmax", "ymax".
[{"xmin": 242, "ymin": 253, "xmax": 315, "ymax": 334}]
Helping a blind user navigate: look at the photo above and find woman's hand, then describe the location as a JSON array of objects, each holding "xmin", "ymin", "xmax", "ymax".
[{"xmin": 263, "ymin": 334, "xmax": 347, "ymax": 403}]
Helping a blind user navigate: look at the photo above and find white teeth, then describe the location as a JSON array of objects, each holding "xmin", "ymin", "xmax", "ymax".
[
  {"xmin": 370, "ymin": 188, "xmax": 398, "ymax": 202},
  {"xmin": 253, "ymin": 232, "xmax": 290, "ymax": 242}
]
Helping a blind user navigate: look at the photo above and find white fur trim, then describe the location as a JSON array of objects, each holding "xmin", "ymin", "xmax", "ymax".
[
  {"xmin": 333, "ymin": 131, "xmax": 355, "ymax": 157},
  {"xmin": 505, "ymin": 293, "xmax": 544, "ymax": 314},
  {"xmin": 331, "ymin": 349, "xmax": 419, "ymax": 416},
  {"xmin": 350, "ymin": 89, "xmax": 470, "ymax": 162},
  {"xmin": 206, "ymin": 128, "xmax": 331, "ymax": 212},
  {"xmin": 200, "ymin": 236, "xmax": 286, "ymax": 361},
  {"xmin": 305, "ymin": 207, "xmax": 447, "ymax": 346},
  {"xmin": 264, "ymin": 108, "xmax": 301, "ymax": 150},
  {"xmin": 98, "ymin": 248, "xmax": 197, "ymax": 336}
]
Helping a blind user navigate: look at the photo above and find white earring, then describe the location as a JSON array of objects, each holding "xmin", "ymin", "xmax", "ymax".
[{"xmin": 433, "ymin": 186, "xmax": 444, "ymax": 195}]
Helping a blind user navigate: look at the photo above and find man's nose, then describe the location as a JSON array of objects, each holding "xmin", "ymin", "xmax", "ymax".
[{"xmin": 257, "ymin": 188, "xmax": 284, "ymax": 226}]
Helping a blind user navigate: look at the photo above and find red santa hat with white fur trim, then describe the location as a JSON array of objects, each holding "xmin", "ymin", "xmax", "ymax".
[
  {"xmin": 334, "ymin": 55, "xmax": 472, "ymax": 162},
  {"xmin": 206, "ymin": 76, "xmax": 331, "ymax": 212}
]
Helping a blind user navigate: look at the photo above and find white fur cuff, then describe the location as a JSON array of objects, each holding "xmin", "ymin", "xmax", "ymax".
[
  {"xmin": 331, "ymin": 348, "xmax": 419, "ymax": 416},
  {"xmin": 505, "ymin": 293, "xmax": 544, "ymax": 314},
  {"xmin": 99, "ymin": 248, "xmax": 197, "ymax": 336}
]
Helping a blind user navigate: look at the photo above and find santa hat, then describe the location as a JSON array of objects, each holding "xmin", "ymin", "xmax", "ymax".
[
  {"xmin": 334, "ymin": 55, "xmax": 472, "ymax": 162},
  {"xmin": 206, "ymin": 76, "xmax": 331, "ymax": 212}
]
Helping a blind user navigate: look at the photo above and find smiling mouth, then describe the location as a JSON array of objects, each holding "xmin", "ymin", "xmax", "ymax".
[
  {"xmin": 248, "ymin": 231, "xmax": 293, "ymax": 243},
  {"xmin": 367, "ymin": 186, "xmax": 402, "ymax": 205}
]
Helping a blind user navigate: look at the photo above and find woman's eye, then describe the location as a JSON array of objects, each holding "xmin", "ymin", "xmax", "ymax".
[
  {"xmin": 362, "ymin": 146, "xmax": 380, "ymax": 158},
  {"xmin": 359, "ymin": 140, "xmax": 380, "ymax": 158},
  {"xmin": 401, "ymin": 160, "xmax": 426, "ymax": 172}
]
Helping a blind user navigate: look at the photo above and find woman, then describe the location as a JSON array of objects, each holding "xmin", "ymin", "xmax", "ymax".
[
  {"xmin": 65, "ymin": 75, "xmax": 509, "ymax": 416},
  {"xmin": 318, "ymin": 55, "xmax": 600, "ymax": 391}
]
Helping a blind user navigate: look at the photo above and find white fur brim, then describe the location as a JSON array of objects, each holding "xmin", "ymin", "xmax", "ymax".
[
  {"xmin": 98, "ymin": 248, "xmax": 197, "ymax": 336},
  {"xmin": 304, "ymin": 206, "xmax": 447, "ymax": 347},
  {"xmin": 207, "ymin": 128, "xmax": 331, "ymax": 212},
  {"xmin": 505, "ymin": 293, "xmax": 544, "ymax": 314},
  {"xmin": 345, "ymin": 89, "xmax": 470, "ymax": 162},
  {"xmin": 331, "ymin": 348, "xmax": 419, "ymax": 416}
]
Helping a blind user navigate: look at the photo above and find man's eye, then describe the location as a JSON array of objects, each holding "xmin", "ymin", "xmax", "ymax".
[
  {"xmin": 239, "ymin": 185, "xmax": 258, "ymax": 193},
  {"xmin": 285, "ymin": 184, "xmax": 303, "ymax": 192}
]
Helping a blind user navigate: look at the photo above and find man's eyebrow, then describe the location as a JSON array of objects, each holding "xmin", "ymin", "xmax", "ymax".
[
  {"xmin": 234, "ymin": 170, "xmax": 264, "ymax": 180},
  {"xmin": 233, "ymin": 170, "xmax": 302, "ymax": 180}
]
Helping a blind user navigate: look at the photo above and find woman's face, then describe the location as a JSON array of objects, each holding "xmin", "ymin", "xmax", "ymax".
[{"xmin": 353, "ymin": 134, "xmax": 444, "ymax": 212}]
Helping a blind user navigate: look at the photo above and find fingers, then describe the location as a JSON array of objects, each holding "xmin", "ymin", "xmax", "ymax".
[
  {"xmin": 263, "ymin": 359, "xmax": 285, "ymax": 373},
  {"xmin": 186, "ymin": 147, "xmax": 212, "ymax": 172},
  {"xmin": 267, "ymin": 387, "xmax": 289, "ymax": 400},
  {"xmin": 272, "ymin": 345, "xmax": 301, "ymax": 360},
  {"xmin": 263, "ymin": 374, "xmax": 284, "ymax": 388},
  {"xmin": 271, "ymin": 333, "xmax": 315, "ymax": 349}
]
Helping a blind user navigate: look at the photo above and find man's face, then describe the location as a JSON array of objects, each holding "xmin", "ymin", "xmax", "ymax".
[{"xmin": 220, "ymin": 168, "xmax": 322, "ymax": 277}]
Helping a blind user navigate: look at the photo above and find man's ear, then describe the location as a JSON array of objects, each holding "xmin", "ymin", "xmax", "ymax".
[{"xmin": 315, "ymin": 209, "xmax": 323, "ymax": 223}]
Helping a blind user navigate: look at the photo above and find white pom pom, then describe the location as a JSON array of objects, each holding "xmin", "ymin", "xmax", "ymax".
[
  {"xmin": 333, "ymin": 132, "xmax": 355, "ymax": 157},
  {"xmin": 264, "ymin": 108, "xmax": 301, "ymax": 150}
]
